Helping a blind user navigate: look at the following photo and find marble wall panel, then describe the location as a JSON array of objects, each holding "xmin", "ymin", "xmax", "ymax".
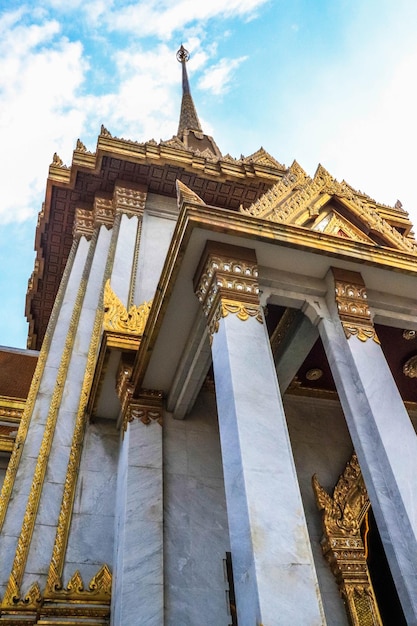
[
  {"xmin": 284, "ymin": 394, "xmax": 351, "ymax": 626},
  {"xmin": 111, "ymin": 214, "xmax": 139, "ymax": 306},
  {"xmin": 164, "ymin": 389, "xmax": 231, "ymax": 626},
  {"xmin": 134, "ymin": 208, "xmax": 176, "ymax": 304}
]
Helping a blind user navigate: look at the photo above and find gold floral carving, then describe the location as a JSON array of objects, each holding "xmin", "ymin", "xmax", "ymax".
[
  {"xmin": 332, "ymin": 268, "xmax": 380, "ymax": 344},
  {"xmin": 2, "ymin": 234, "xmax": 98, "ymax": 609},
  {"xmin": 103, "ymin": 280, "xmax": 152, "ymax": 335},
  {"xmin": 123, "ymin": 389, "xmax": 163, "ymax": 431},
  {"xmin": 312, "ymin": 453, "xmax": 382, "ymax": 626},
  {"xmin": 194, "ymin": 242, "xmax": 262, "ymax": 335}
]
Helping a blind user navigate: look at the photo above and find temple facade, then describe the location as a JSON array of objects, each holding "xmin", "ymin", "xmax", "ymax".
[{"xmin": 0, "ymin": 46, "xmax": 417, "ymax": 625}]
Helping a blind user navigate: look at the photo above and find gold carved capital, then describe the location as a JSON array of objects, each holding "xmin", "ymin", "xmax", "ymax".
[
  {"xmin": 194, "ymin": 241, "xmax": 262, "ymax": 334},
  {"xmin": 114, "ymin": 182, "xmax": 147, "ymax": 217},
  {"xmin": 332, "ymin": 268, "xmax": 379, "ymax": 343},
  {"xmin": 94, "ymin": 195, "xmax": 114, "ymax": 229},
  {"xmin": 73, "ymin": 207, "xmax": 95, "ymax": 240},
  {"xmin": 123, "ymin": 389, "xmax": 163, "ymax": 431}
]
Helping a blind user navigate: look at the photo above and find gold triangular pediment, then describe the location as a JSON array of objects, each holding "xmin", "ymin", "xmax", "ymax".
[
  {"xmin": 310, "ymin": 206, "xmax": 374, "ymax": 244},
  {"xmin": 242, "ymin": 162, "xmax": 417, "ymax": 254}
]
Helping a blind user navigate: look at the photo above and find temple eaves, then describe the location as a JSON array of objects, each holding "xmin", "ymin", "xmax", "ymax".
[{"xmin": 175, "ymin": 45, "xmax": 222, "ymax": 158}]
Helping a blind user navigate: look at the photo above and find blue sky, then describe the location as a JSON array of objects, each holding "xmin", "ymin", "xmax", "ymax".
[{"xmin": 1, "ymin": 0, "xmax": 417, "ymax": 349}]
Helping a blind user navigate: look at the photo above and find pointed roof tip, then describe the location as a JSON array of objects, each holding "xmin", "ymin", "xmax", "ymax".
[{"xmin": 176, "ymin": 45, "xmax": 202, "ymax": 137}]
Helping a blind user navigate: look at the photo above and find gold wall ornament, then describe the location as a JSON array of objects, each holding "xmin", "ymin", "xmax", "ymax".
[
  {"xmin": 123, "ymin": 389, "xmax": 163, "ymax": 431},
  {"xmin": 2, "ymin": 233, "xmax": 98, "ymax": 608},
  {"xmin": 332, "ymin": 267, "xmax": 380, "ymax": 344},
  {"xmin": 103, "ymin": 280, "xmax": 152, "ymax": 335},
  {"xmin": 45, "ymin": 564, "xmax": 112, "ymax": 603},
  {"xmin": 312, "ymin": 453, "xmax": 382, "ymax": 626},
  {"xmin": 194, "ymin": 241, "xmax": 262, "ymax": 336}
]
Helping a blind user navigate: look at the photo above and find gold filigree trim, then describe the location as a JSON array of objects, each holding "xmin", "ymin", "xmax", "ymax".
[
  {"xmin": 332, "ymin": 268, "xmax": 380, "ymax": 344},
  {"xmin": 103, "ymin": 280, "xmax": 152, "ymax": 335},
  {"xmin": 312, "ymin": 453, "xmax": 382, "ymax": 626}
]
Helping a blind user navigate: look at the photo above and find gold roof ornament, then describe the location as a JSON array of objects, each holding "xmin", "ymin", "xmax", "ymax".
[{"xmin": 242, "ymin": 161, "xmax": 417, "ymax": 252}]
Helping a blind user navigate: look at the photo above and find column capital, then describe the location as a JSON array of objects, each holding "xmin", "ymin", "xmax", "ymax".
[
  {"xmin": 194, "ymin": 241, "xmax": 263, "ymax": 335},
  {"xmin": 122, "ymin": 388, "xmax": 163, "ymax": 431},
  {"xmin": 114, "ymin": 182, "xmax": 147, "ymax": 218},
  {"xmin": 331, "ymin": 267, "xmax": 379, "ymax": 343}
]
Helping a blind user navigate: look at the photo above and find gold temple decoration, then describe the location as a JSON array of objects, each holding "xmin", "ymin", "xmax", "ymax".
[
  {"xmin": 114, "ymin": 182, "xmax": 147, "ymax": 218},
  {"xmin": 194, "ymin": 241, "xmax": 262, "ymax": 336},
  {"xmin": 242, "ymin": 162, "xmax": 417, "ymax": 254},
  {"xmin": 403, "ymin": 354, "xmax": 417, "ymax": 378},
  {"xmin": 332, "ymin": 268, "xmax": 380, "ymax": 344},
  {"xmin": 312, "ymin": 453, "xmax": 382, "ymax": 626},
  {"xmin": 123, "ymin": 389, "xmax": 164, "ymax": 432},
  {"xmin": 103, "ymin": 280, "xmax": 152, "ymax": 335}
]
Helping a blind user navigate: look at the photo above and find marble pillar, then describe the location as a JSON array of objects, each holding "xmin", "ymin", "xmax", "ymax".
[
  {"xmin": 319, "ymin": 268, "xmax": 417, "ymax": 624},
  {"xmin": 111, "ymin": 394, "xmax": 164, "ymax": 626},
  {"xmin": 194, "ymin": 242, "xmax": 325, "ymax": 626}
]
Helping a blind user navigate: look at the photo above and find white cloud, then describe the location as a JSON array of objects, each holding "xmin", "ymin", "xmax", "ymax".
[
  {"xmin": 198, "ymin": 56, "xmax": 247, "ymax": 95},
  {"xmin": 0, "ymin": 11, "xmax": 87, "ymax": 223},
  {"xmin": 105, "ymin": 0, "xmax": 269, "ymax": 39}
]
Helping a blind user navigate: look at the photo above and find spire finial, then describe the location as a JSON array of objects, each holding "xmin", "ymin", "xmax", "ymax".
[{"xmin": 176, "ymin": 45, "xmax": 202, "ymax": 137}]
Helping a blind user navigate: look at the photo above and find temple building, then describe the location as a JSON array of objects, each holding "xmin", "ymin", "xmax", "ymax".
[{"xmin": 1, "ymin": 45, "xmax": 417, "ymax": 625}]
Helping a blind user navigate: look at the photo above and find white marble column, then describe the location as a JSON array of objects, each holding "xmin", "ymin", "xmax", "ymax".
[
  {"xmin": 111, "ymin": 394, "xmax": 164, "ymax": 626},
  {"xmin": 195, "ymin": 242, "xmax": 325, "ymax": 626},
  {"xmin": 319, "ymin": 268, "xmax": 417, "ymax": 624}
]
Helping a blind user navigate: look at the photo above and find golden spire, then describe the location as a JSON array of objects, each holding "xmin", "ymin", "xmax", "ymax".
[{"xmin": 176, "ymin": 45, "xmax": 203, "ymax": 138}]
